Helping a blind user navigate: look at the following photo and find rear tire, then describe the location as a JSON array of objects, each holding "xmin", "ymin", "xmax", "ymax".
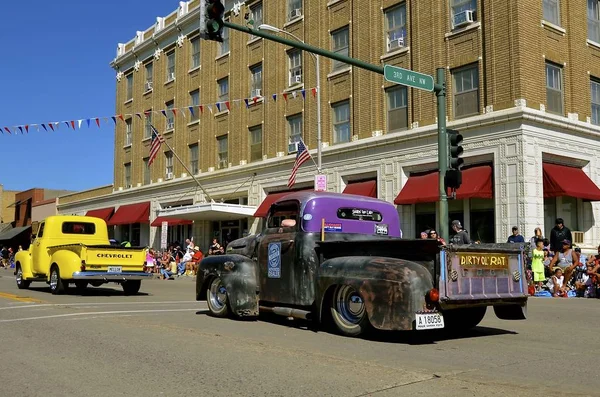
[
  {"xmin": 15, "ymin": 266, "xmax": 31, "ymax": 290},
  {"xmin": 122, "ymin": 280, "xmax": 141, "ymax": 295},
  {"xmin": 206, "ymin": 277, "xmax": 230, "ymax": 318},
  {"xmin": 330, "ymin": 285, "xmax": 370, "ymax": 337},
  {"xmin": 443, "ymin": 306, "xmax": 487, "ymax": 332},
  {"xmin": 49, "ymin": 266, "xmax": 65, "ymax": 295}
]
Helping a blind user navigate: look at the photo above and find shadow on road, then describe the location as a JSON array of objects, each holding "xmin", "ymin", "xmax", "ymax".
[
  {"xmin": 27, "ymin": 286, "xmax": 150, "ymax": 297},
  {"xmin": 194, "ymin": 310, "xmax": 518, "ymax": 344}
]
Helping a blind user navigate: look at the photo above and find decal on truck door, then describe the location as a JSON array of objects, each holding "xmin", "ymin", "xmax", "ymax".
[{"xmin": 268, "ymin": 242, "xmax": 281, "ymax": 278}]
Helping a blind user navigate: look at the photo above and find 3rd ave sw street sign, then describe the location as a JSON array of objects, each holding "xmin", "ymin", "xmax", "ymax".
[{"xmin": 384, "ymin": 65, "xmax": 434, "ymax": 92}]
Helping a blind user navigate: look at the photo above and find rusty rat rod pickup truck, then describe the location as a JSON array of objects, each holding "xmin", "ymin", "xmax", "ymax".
[{"xmin": 196, "ymin": 191, "xmax": 527, "ymax": 337}]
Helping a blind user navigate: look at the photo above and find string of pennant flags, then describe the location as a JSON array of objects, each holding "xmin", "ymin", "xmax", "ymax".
[{"xmin": 1, "ymin": 86, "xmax": 318, "ymax": 135}]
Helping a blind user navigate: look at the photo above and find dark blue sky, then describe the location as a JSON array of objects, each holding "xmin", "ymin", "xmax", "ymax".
[{"xmin": 0, "ymin": 0, "xmax": 181, "ymax": 192}]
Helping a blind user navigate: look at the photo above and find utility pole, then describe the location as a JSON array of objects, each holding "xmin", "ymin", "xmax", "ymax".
[{"xmin": 436, "ymin": 68, "xmax": 449, "ymax": 243}]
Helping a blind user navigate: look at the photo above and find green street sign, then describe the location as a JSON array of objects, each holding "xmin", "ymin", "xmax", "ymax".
[{"xmin": 384, "ymin": 65, "xmax": 434, "ymax": 92}]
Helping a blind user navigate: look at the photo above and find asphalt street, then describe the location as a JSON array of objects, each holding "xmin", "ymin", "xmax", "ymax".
[{"xmin": 0, "ymin": 268, "xmax": 598, "ymax": 397}]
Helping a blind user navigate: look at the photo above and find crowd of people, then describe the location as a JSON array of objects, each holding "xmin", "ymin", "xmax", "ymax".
[{"xmin": 0, "ymin": 245, "xmax": 23, "ymax": 269}]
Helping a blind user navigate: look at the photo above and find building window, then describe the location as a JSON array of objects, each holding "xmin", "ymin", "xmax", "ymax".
[
  {"xmin": 190, "ymin": 90, "xmax": 200, "ymax": 122},
  {"xmin": 218, "ymin": 77, "xmax": 229, "ymax": 103},
  {"xmin": 166, "ymin": 100, "xmax": 175, "ymax": 130},
  {"xmin": 287, "ymin": 114, "xmax": 303, "ymax": 152},
  {"xmin": 249, "ymin": 125, "xmax": 263, "ymax": 162},
  {"xmin": 219, "ymin": 21, "xmax": 230, "ymax": 55},
  {"xmin": 189, "ymin": 144, "xmax": 199, "ymax": 174},
  {"xmin": 250, "ymin": 64, "xmax": 262, "ymax": 97},
  {"xmin": 144, "ymin": 62, "xmax": 153, "ymax": 91},
  {"xmin": 332, "ymin": 100, "xmax": 351, "ymax": 144},
  {"xmin": 288, "ymin": 0, "xmax": 302, "ymax": 20},
  {"xmin": 386, "ymin": 86, "xmax": 408, "ymax": 132},
  {"xmin": 590, "ymin": 0, "xmax": 600, "ymax": 43},
  {"xmin": 592, "ymin": 79, "xmax": 600, "ymax": 125},
  {"xmin": 124, "ymin": 162, "xmax": 131, "ymax": 187},
  {"xmin": 165, "ymin": 151, "xmax": 174, "ymax": 178},
  {"xmin": 331, "ymin": 27, "xmax": 349, "ymax": 71},
  {"xmin": 143, "ymin": 158, "xmax": 150, "ymax": 185},
  {"xmin": 452, "ymin": 64, "xmax": 480, "ymax": 118},
  {"xmin": 125, "ymin": 73, "xmax": 133, "ymax": 101},
  {"xmin": 217, "ymin": 136, "xmax": 228, "ymax": 169},
  {"xmin": 450, "ymin": 0, "xmax": 477, "ymax": 28},
  {"xmin": 144, "ymin": 110, "xmax": 153, "ymax": 139},
  {"xmin": 125, "ymin": 118, "xmax": 132, "ymax": 146},
  {"xmin": 250, "ymin": 2, "xmax": 263, "ymax": 38},
  {"xmin": 166, "ymin": 50, "xmax": 175, "ymax": 82},
  {"xmin": 543, "ymin": 0, "xmax": 560, "ymax": 25},
  {"xmin": 288, "ymin": 50, "xmax": 302, "ymax": 86},
  {"xmin": 546, "ymin": 62, "xmax": 563, "ymax": 115},
  {"xmin": 385, "ymin": 4, "xmax": 407, "ymax": 52},
  {"xmin": 190, "ymin": 36, "xmax": 201, "ymax": 69}
]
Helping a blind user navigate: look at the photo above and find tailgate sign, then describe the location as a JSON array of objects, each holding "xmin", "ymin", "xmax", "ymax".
[
  {"xmin": 97, "ymin": 253, "xmax": 133, "ymax": 259},
  {"xmin": 374, "ymin": 224, "xmax": 388, "ymax": 235},
  {"xmin": 458, "ymin": 253, "xmax": 509, "ymax": 270}
]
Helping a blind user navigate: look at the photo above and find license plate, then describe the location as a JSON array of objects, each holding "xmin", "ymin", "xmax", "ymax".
[
  {"xmin": 107, "ymin": 266, "xmax": 122, "ymax": 273},
  {"xmin": 415, "ymin": 312, "xmax": 445, "ymax": 330}
]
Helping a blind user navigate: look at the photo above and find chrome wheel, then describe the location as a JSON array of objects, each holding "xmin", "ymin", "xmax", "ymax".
[
  {"xmin": 206, "ymin": 277, "xmax": 230, "ymax": 317},
  {"xmin": 15, "ymin": 266, "xmax": 30, "ymax": 290},
  {"xmin": 50, "ymin": 270, "xmax": 58, "ymax": 290},
  {"xmin": 334, "ymin": 285, "xmax": 366, "ymax": 325},
  {"xmin": 49, "ymin": 267, "xmax": 65, "ymax": 295}
]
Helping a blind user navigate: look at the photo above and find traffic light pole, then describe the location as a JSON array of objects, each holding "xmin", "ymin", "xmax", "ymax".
[
  {"xmin": 221, "ymin": 20, "xmax": 449, "ymax": 241},
  {"xmin": 435, "ymin": 68, "xmax": 449, "ymax": 243}
]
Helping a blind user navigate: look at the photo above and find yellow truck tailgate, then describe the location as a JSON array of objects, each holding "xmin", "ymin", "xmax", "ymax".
[{"xmin": 83, "ymin": 246, "xmax": 146, "ymax": 272}]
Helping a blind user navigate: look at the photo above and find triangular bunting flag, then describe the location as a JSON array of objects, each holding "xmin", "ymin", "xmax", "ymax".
[
  {"xmin": 199, "ymin": 105, "xmax": 204, "ymax": 114},
  {"xmin": 18, "ymin": 126, "xmax": 23, "ymax": 134},
  {"xmin": 42, "ymin": 124, "xmax": 48, "ymax": 132},
  {"xmin": 49, "ymin": 124, "xmax": 54, "ymax": 132},
  {"xmin": 311, "ymin": 87, "xmax": 317, "ymax": 98},
  {"xmin": 136, "ymin": 113, "xmax": 142, "ymax": 120},
  {"xmin": 95, "ymin": 118, "xmax": 100, "ymax": 127},
  {"xmin": 3, "ymin": 127, "xmax": 10, "ymax": 134},
  {"xmin": 291, "ymin": 91, "xmax": 297, "ymax": 99},
  {"xmin": 283, "ymin": 93, "xmax": 288, "ymax": 102},
  {"xmin": 35, "ymin": 125, "xmax": 39, "ymax": 132},
  {"xmin": 301, "ymin": 89, "xmax": 306, "ymax": 99},
  {"xmin": 207, "ymin": 104, "xmax": 213, "ymax": 114},
  {"xmin": 172, "ymin": 109, "xmax": 178, "ymax": 117},
  {"xmin": 111, "ymin": 116, "xmax": 117, "ymax": 124},
  {"xmin": 70, "ymin": 120, "xmax": 76, "ymax": 129},
  {"xmin": 78, "ymin": 120, "xmax": 83, "ymax": 129},
  {"xmin": 25, "ymin": 125, "xmax": 29, "ymax": 133},
  {"xmin": 216, "ymin": 103, "xmax": 221, "ymax": 112},
  {"xmin": 188, "ymin": 106, "xmax": 195, "ymax": 117},
  {"xmin": 225, "ymin": 101, "xmax": 230, "ymax": 111},
  {"xmin": 54, "ymin": 122, "xmax": 60, "ymax": 130},
  {"xmin": 144, "ymin": 111, "xmax": 151, "ymax": 118},
  {"xmin": 272, "ymin": 94, "xmax": 277, "ymax": 101},
  {"xmin": 86, "ymin": 119, "xmax": 91, "ymax": 128},
  {"xmin": 118, "ymin": 114, "xmax": 125, "ymax": 122},
  {"xmin": 244, "ymin": 98, "xmax": 249, "ymax": 108},
  {"xmin": 64, "ymin": 121, "xmax": 70, "ymax": 129},
  {"xmin": 161, "ymin": 110, "xmax": 167, "ymax": 118}
]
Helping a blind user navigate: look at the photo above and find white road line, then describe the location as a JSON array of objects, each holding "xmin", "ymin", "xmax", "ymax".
[
  {"xmin": 0, "ymin": 300, "xmax": 201, "ymax": 310},
  {"xmin": 0, "ymin": 308, "xmax": 205, "ymax": 323}
]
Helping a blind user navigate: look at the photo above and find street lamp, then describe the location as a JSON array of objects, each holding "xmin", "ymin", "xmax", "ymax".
[{"xmin": 258, "ymin": 24, "xmax": 322, "ymax": 173}]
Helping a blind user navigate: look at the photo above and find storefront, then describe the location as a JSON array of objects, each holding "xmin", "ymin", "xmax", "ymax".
[{"xmin": 106, "ymin": 202, "xmax": 151, "ymax": 246}]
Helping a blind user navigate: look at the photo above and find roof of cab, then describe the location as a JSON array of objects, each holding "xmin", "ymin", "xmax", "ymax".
[
  {"xmin": 43, "ymin": 215, "xmax": 107, "ymax": 224},
  {"xmin": 272, "ymin": 191, "xmax": 391, "ymax": 208}
]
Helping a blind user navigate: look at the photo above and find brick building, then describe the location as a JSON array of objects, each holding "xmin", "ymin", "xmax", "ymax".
[{"xmin": 58, "ymin": 0, "xmax": 600, "ymax": 249}]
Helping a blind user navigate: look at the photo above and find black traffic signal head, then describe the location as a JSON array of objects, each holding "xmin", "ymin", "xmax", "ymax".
[
  {"xmin": 204, "ymin": 0, "xmax": 225, "ymax": 42},
  {"xmin": 447, "ymin": 129, "xmax": 464, "ymax": 170}
]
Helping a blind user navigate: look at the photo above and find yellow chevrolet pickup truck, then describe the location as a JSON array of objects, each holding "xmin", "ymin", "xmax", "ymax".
[{"xmin": 14, "ymin": 215, "xmax": 151, "ymax": 295}]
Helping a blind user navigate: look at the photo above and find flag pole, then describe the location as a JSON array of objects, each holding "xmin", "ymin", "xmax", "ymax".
[{"xmin": 154, "ymin": 126, "xmax": 213, "ymax": 203}]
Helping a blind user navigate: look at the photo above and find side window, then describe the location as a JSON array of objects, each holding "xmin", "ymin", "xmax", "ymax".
[
  {"xmin": 37, "ymin": 222, "xmax": 45, "ymax": 238},
  {"xmin": 267, "ymin": 203, "xmax": 299, "ymax": 230}
]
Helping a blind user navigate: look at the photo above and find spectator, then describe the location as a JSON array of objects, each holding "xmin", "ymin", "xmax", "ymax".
[
  {"xmin": 208, "ymin": 238, "xmax": 224, "ymax": 255},
  {"xmin": 186, "ymin": 246, "xmax": 204, "ymax": 276},
  {"xmin": 549, "ymin": 218, "xmax": 572, "ymax": 253},
  {"xmin": 1, "ymin": 246, "xmax": 8, "ymax": 268},
  {"xmin": 507, "ymin": 226, "xmax": 525, "ymax": 243},
  {"xmin": 549, "ymin": 268, "xmax": 568, "ymax": 297},
  {"xmin": 178, "ymin": 249, "xmax": 193, "ymax": 276},
  {"xmin": 449, "ymin": 220, "xmax": 471, "ymax": 245},
  {"xmin": 427, "ymin": 229, "xmax": 446, "ymax": 245},
  {"xmin": 548, "ymin": 239, "xmax": 579, "ymax": 286},
  {"xmin": 531, "ymin": 239, "xmax": 545, "ymax": 291},
  {"xmin": 529, "ymin": 227, "xmax": 544, "ymax": 249}
]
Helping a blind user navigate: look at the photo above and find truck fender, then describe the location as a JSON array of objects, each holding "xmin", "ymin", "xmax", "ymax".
[
  {"xmin": 15, "ymin": 252, "xmax": 34, "ymax": 279},
  {"xmin": 316, "ymin": 256, "xmax": 434, "ymax": 331},
  {"xmin": 48, "ymin": 250, "xmax": 82, "ymax": 282},
  {"xmin": 197, "ymin": 254, "xmax": 259, "ymax": 317}
]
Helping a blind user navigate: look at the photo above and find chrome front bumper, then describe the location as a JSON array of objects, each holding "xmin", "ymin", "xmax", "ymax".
[{"xmin": 70, "ymin": 272, "xmax": 153, "ymax": 281}]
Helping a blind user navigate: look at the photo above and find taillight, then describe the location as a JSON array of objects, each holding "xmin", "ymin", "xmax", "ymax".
[
  {"xmin": 428, "ymin": 288, "xmax": 440, "ymax": 302},
  {"xmin": 80, "ymin": 260, "xmax": 86, "ymax": 272}
]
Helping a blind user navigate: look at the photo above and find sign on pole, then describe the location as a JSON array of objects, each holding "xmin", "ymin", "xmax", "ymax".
[
  {"xmin": 383, "ymin": 65, "xmax": 434, "ymax": 92},
  {"xmin": 314, "ymin": 174, "xmax": 327, "ymax": 192},
  {"xmin": 160, "ymin": 221, "xmax": 168, "ymax": 249}
]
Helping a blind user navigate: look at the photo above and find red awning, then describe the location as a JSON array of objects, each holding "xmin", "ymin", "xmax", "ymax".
[
  {"xmin": 107, "ymin": 202, "xmax": 151, "ymax": 226},
  {"xmin": 543, "ymin": 163, "xmax": 600, "ymax": 201},
  {"xmin": 343, "ymin": 180, "xmax": 377, "ymax": 198},
  {"xmin": 394, "ymin": 164, "xmax": 493, "ymax": 205},
  {"xmin": 151, "ymin": 216, "xmax": 193, "ymax": 227},
  {"xmin": 85, "ymin": 207, "xmax": 115, "ymax": 222}
]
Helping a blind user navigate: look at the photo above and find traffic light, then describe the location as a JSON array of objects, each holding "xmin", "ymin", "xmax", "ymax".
[
  {"xmin": 203, "ymin": 0, "xmax": 225, "ymax": 42},
  {"xmin": 446, "ymin": 129, "xmax": 464, "ymax": 189}
]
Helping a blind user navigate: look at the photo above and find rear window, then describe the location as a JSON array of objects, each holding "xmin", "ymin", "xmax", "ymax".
[
  {"xmin": 62, "ymin": 222, "xmax": 96, "ymax": 235},
  {"xmin": 337, "ymin": 208, "xmax": 383, "ymax": 222}
]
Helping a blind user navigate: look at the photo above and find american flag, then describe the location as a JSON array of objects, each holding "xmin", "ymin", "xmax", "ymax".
[
  {"xmin": 148, "ymin": 124, "xmax": 165, "ymax": 166},
  {"xmin": 287, "ymin": 140, "xmax": 312, "ymax": 188}
]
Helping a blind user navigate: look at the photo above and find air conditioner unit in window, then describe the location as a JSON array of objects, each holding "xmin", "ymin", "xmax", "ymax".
[
  {"xmin": 288, "ymin": 141, "xmax": 299, "ymax": 153},
  {"xmin": 145, "ymin": 81, "xmax": 153, "ymax": 91},
  {"xmin": 453, "ymin": 10, "xmax": 475, "ymax": 28},
  {"xmin": 166, "ymin": 122, "xmax": 174, "ymax": 130},
  {"xmin": 294, "ymin": 75, "xmax": 302, "ymax": 84},
  {"xmin": 166, "ymin": 172, "xmax": 174, "ymax": 180},
  {"xmin": 572, "ymin": 231, "xmax": 584, "ymax": 245},
  {"xmin": 168, "ymin": 72, "xmax": 175, "ymax": 81},
  {"xmin": 289, "ymin": 8, "xmax": 302, "ymax": 19},
  {"xmin": 251, "ymin": 88, "xmax": 262, "ymax": 97},
  {"xmin": 388, "ymin": 37, "xmax": 405, "ymax": 51}
]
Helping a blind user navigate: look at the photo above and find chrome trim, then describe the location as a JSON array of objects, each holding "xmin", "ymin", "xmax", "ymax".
[{"xmin": 71, "ymin": 271, "xmax": 153, "ymax": 281}]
